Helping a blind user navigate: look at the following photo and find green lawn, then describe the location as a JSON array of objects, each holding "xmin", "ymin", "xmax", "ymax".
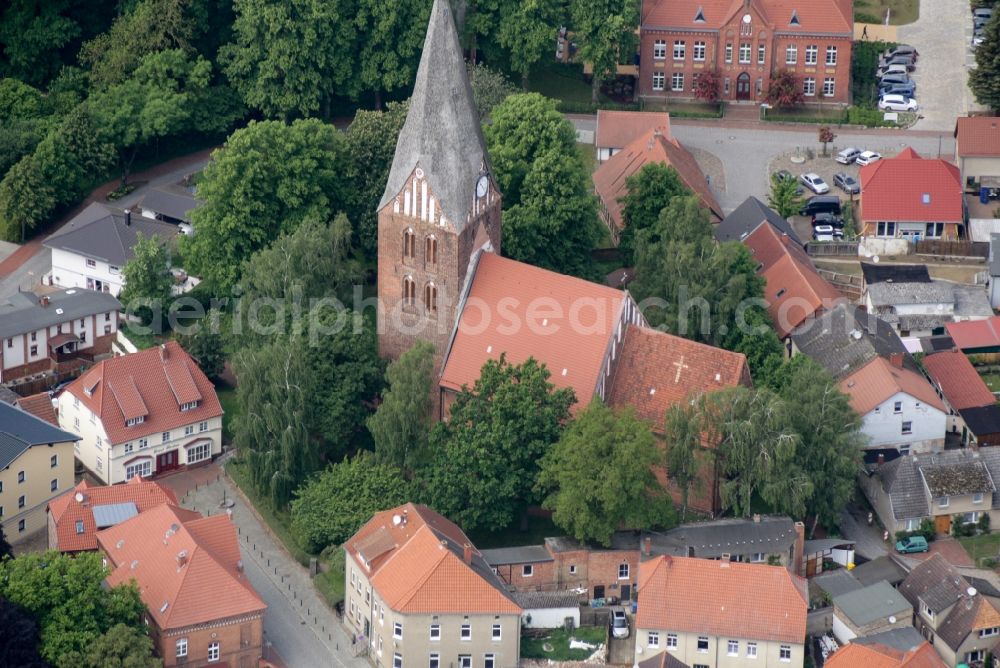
[
  {"xmin": 214, "ymin": 383, "xmax": 240, "ymax": 444},
  {"xmin": 468, "ymin": 515, "xmax": 560, "ymax": 549},
  {"xmin": 120, "ymin": 321, "xmax": 159, "ymax": 350},
  {"xmin": 979, "ymin": 373, "xmax": 1000, "ymax": 392},
  {"xmin": 854, "ymin": 0, "xmax": 919, "ymax": 25},
  {"xmin": 521, "ymin": 626, "xmax": 607, "ymax": 661},
  {"xmin": 959, "ymin": 533, "xmax": 1000, "ymax": 567},
  {"xmin": 576, "ymin": 142, "xmax": 596, "ymax": 176},
  {"xmin": 527, "ymin": 61, "xmax": 610, "ymax": 105}
]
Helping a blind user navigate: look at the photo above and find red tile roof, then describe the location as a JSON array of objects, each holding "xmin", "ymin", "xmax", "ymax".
[
  {"xmin": 66, "ymin": 341, "xmax": 222, "ymax": 445},
  {"xmin": 946, "ymin": 316, "xmax": 1000, "ymax": 351},
  {"xmin": 636, "ymin": 555, "xmax": 808, "ymax": 645},
  {"xmin": 826, "ymin": 642, "xmax": 945, "ymax": 668},
  {"xmin": 923, "ymin": 351, "xmax": 996, "ymax": 411},
  {"xmin": 48, "ymin": 476, "xmax": 178, "ymax": 552},
  {"xmin": 955, "ymin": 116, "xmax": 1000, "ymax": 157},
  {"xmin": 346, "ymin": 503, "xmax": 521, "ymax": 615},
  {"xmin": 743, "ymin": 223, "xmax": 845, "ymax": 338},
  {"xmin": 592, "ymin": 127, "xmax": 723, "ymax": 231},
  {"xmin": 641, "ymin": 0, "xmax": 852, "ymax": 34},
  {"xmin": 595, "ymin": 111, "xmax": 670, "ymax": 150},
  {"xmin": 859, "ymin": 148, "xmax": 963, "ymax": 224},
  {"xmin": 98, "ymin": 504, "xmax": 265, "ymax": 630},
  {"xmin": 16, "ymin": 393, "xmax": 58, "ymax": 426},
  {"xmin": 607, "ymin": 324, "xmax": 750, "ymax": 431},
  {"xmin": 440, "ymin": 252, "xmax": 627, "ymax": 410},
  {"xmin": 839, "ymin": 356, "xmax": 946, "ymax": 416}
]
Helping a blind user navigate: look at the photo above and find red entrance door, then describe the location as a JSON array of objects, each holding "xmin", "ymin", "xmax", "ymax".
[{"xmin": 156, "ymin": 450, "xmax": 179, "ymax": 473}]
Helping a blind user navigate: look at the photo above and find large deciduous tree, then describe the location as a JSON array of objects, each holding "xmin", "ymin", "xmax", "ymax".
[
  {"xmin": 467, "ymin": 63, "xmax": 517, "ymax": 121},
  {"xmin": 421, "ymin": 356, "xmax": 574, "ymax": 532},
  {"xmin": 120, "ymin": 233, "xmax": 173, "ymax": 325},
  {"xmin": 353, "ymin": 0, "xmax": 433, "ymax": 108},
  {"xmin": 538, "ymin": 402, "xmax": 674, "ymax": 546},
  {"xmin": 662, "ymin": 399, "xmax": 705, "ymax": 520},
  {"xmin": 570, "ymin": 0, "xmax": 638, "ymax": 103},
  {"xmin": 619, "ymin": 163, "xmax": 692, "ymax": 266},
  {"xmin": 176, "ymin": 322, "xmax": 226, "ymax": 381},
  {"xmin": 367, "ymin": 340, "xmax": 437, "ymax": 473},
  {"xmin": 0, "ymin": 0, "xmax": 82, "ymax": 86},
  {"xmin": 767, "ymin": 172, "xmax": 805, "ymax": 219},
  {"xmin": 290, "ymin": 452, "xmax": 411, "ymax": 553},
  {"xmin": 0, "ymin": 597, "xmax": 48, "ymax": 668},
  {"xmin": 496, "ymin": 0, "xmax": 563, "ymax": 89},
  {"xmin": 971, "ymin": 12, "xmax": 1000, "ymax": 110},
  {"xmin": 66, "ymin": 623, "xmax": 162, "ymax": 668},
  {"xmin": 184, "ymin": 118, "xmax": 348, "ymax": 292}
]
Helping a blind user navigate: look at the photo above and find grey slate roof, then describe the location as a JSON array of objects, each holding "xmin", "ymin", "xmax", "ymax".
[
  {"xmin": 870, "ymin": 449, "xmax": 1000, "ymax": 520},
  {"xmin": 853, "ymin": 626, "xmax": 926, "ymax": 652},
  {"xmin": 862, "ymin": 263, "xmax": 932, "ymax": 285},
  {"xmin": 377, "ymin": 0, "xmax": 491, "ymax": 232},
  {"xmin": 959, "ymin": 404, "xmax": 1000, "ymax": 437},
  {"xmin": 813, "ymin": 569, "xmax": 864, "ymax": 599},
  {"xmin": 833, "ymin": 580, "xmax": 912, "ymax": 628},
  {"xmin": 0, "ymin": 402, "xmax": 79, "ymax": 470},
  {"xmin": 481, "ymin": 545, "xmax": 554, "ymax": 565},
  {"xmin": 936, "ymin": 594, "xmax": 1000, "ymax": 650},
  {"xmin": 851, "ymin": 556, "xmax": 907, "ymax": 587},
  {"xmin": 44, "ymin": 202, "xmax": 177, "ymax": 266},
  {"xmin": 899, "ymin": 553, "xmax": 968, "ymax": 614},
  {"xmin": 714, "ymin": 196, "xmax": 802, "ymax": 245},
  {"xmin": 138, "ymin": 185, "xmax": 201, "ymax": 222},
  {"xmin": 645, "ymin": 515, "xmax": 797, "ymax": 559},
  {"xmin": 0, "ymin": 289, "xmax": 121, "ymax": 340},
  {"xmin": 866, "ymin": 280, "xmax": 958, "ymax": 307},
  {"xmin": 791, "ymin": 303, "xmax": 912, "ymax": 380},
  {"xmin": 91, "ymin": 502, "xmax": 139, "ymax": 528},
  {"xmin": 512, "ymin": 590, "xmax": 580, "ymax": 610}
]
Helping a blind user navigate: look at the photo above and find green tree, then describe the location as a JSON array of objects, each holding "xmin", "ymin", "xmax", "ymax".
[
  {"xmin": 0, "ymin": 597, "xmax": 48, "ymax": 668},
  {"xmin": 67, "ymin": 623, "xmax": 161, "ymax": 668},
  {"xmin": 367, "ymin": 340, "xmax": 436, "ymax": 473},
  {"xmin": 221, "ymin": 0, "xmax": 357, "ymax": 120},
  {"xmin": 619, "ymin": 162, "xmax": 692, "ymax": 266},
  {"xmin": 503, "ymin": 147, "xmax": 601, "ymax": 278},
  {"xmin": 0, "ymin": 0, "xmax": 82, "ymax": 86},
  {"xmin": 539, "ymin": 402, "xmax": 673, "ymax": 546},
  {"xmin": 663, "ymin": 399, "xmax": 704, "ymax": 520},
  {"xmin": 0, "ymin": 551, "xmax": 148, "ymax": 667},
  {"xmin": 765, "ymin": 69, "xmax": 804, "ymax": 108},
  {"xmin": 484, "ymin": 92, "xmax": 577, "ymax": 206},
  {"xmin": 0, "ymin": 79, "xmax": 51, "ymax": 175},
  {"xmin": 570, "ymin": 0, "xmax": 637, "ymax": 102},
  {"xmin": 767, "ymin": 172, "xmax": 805, "ymax": 218},
  {"xmin": 422, "ymin": 356, "xmax": 574, "ymax": 532},
  {"xmin": 176, "ymin": 321, "xmax": 225, "ymax": 380},
  {"xmin": 496, "ymin": 0, "xmax": 563, "ymax": 88},
  {"xmin": 467, "ymin": 63, "xmax": 517, "ymax": 121},
  {"xmin": 0, "ymin": 155, "xmax": 55, "ymax": 242},
  {"xmin": 971, "ymin": 12, "xmax": 1000, "ymax": 110},
  {"xmin": 120, "ymin": 233, "xmax": 173, "ymax": 325},
  {"xmin": 353, "ymin": 0, "xmax": 433, "ymax": 107},
  {"xmin": 184, "ymin": 118, "xmax": 348, "ymax": 292},
  {"xmin": 290, "ymin": 452, "xmax": 411, "ymax": 552}
]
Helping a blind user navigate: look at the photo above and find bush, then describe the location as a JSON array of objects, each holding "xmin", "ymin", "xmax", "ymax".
[
  {"xmin": 895, "ymin": 518, "xmax": 935, "ymax": 543},
  {"xmin": 953, "ymin": 516, "xmax": 978, "ymax": 538},
  {"xmin": 852, "ymin": 40, "xmax": 897, "ymax": 106},
  {"xmin": 980, "ymin": 512, "xmax": 992, "ymax": 535}
]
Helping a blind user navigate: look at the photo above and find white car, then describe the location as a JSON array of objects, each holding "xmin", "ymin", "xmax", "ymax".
[
  {"xmin": 878, "ymin": 94, "xmax": 918, "ymax": 112},
  {"xmin": 800, "ymin": 173, "xmax": 830, "ymax": 194},
  {"xmin": 856, "ymin": 150, "xmax": 882, "ymax": 166}
]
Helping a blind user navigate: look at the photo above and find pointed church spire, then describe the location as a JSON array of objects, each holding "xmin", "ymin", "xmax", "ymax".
[{"xmin": 378, "ymin": 0, "xmax": 492, "ymax": 231}]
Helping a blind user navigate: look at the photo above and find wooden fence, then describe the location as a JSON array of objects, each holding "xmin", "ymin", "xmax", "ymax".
[
  {"xmin": 914, "ymin": 239, "xmax": 989, "ymax": 259},
  {"xmin": 806, "ymin": 242, "xmax": 859, "ymax": 257}
]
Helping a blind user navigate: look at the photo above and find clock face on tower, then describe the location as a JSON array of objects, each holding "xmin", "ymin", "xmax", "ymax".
[{"xmin": 476, "ymin": 175, "xmax": 489, "ymax": 198}]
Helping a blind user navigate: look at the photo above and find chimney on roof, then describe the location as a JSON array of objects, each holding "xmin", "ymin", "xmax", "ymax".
[
  {"xmin": 401, "ymin": 509, "xmax": 408, "ymax": 526},
  {"xmin": 643, "ymin": 536, "xmax": 652, "ymax": 557},
  {"xmin": 889, "ymin": 352, "xmax": 904, "ymax": 368},
  {"xmin": 792, "ymin": 522, "xmax": 806, "ymax": 577},
  {"xmin": 463, "ymin": 542, "xmax": 473, "ymax": 564},
  {"xmin": 176, "ymin": 550, "xmax": 188, "ymax": 568},
  {"xmin": 236, "ymin": 559, "xmax": 244, "ymax": 573},
  {"xmin": 125, "ymin": 209, "xmax": 132, "ymax": 226},
  {"xmin": 160, "ymin": 343, "xmax": 168, "ymax": 362},
  {"xmin": 40, "ymin": 295, "xmax": 49, "ymax": 308}
]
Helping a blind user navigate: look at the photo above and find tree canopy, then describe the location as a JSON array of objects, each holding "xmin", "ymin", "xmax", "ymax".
[
  {"xmin": 971, "ymin": 12, "xmax": 1000, "ymax": 110},
  {"xmin": 538, "ymin": 401, "xmax": 674, "ymax": 546},
  {"xmin": 0, "ymin": 596, "xmax": 49, "ymax": 668},
  {"xmin": 569, "ymin": 0, "xmax": 638, "ymax": 102},
  {"xmin": 619, "ymin": 162, "xmax": 692, "ymax": 266},
  {"xmin": 767, "ymin": 173, "xmax": 805, "ymax": 219},
  {"xmin": 120, "ymin": 233, "xmax": 173, "ymax": 325},
  {"xmin": 368, "ymin": 340, "xmax": 437, "ymax": 473}
]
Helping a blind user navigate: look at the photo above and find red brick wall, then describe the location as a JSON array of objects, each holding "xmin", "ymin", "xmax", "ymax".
[
  {"xmin": 496, "ymin": 548, "xmax": 640, "ymax": 602},
  {"xmin": 494, "ymin": 560, "xmax": 558, "ymax": 590},
  {"xmin": 158, "ymin": 615, "xmax": 264, "ymax": 668}
]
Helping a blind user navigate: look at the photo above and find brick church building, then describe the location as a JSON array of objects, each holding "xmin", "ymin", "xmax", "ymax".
[
  {"xmin": 638, "ymin": 0, "xmax": 853, "ymax": 105},
  {"xmin": 376, "ymin": 0, "xmax": 751, "ymax": 514}
]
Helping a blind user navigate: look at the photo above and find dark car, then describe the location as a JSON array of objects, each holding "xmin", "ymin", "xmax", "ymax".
[
  {"xmin": 880, "ymin": 82, "xmax": 917, "ymax": 98},
  {"xmin": 833, "ymin": 172, "xmax": 860, "ymax": 195},
  {"xmin": 883, "ymin": 44, "xmax": 918, "ymax": 60},
  {"xmin": 800, "ymin": 195, "xmax": 842, "ymax": 217},
  {"xmin": 879, "ymin": 73, "xmax": 911, "ymax": 88},
  {"xmin": 879, "ymin": 54, "xmax": 916, "ymax": 71},
  {"xmin": 812, "ymin": 212, "xmax": 845, "ymax": 229}
]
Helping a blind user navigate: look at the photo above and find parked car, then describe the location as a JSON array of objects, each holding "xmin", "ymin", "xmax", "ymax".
[
  {"xmin": 812, "ymin": 225, "xmax": 843, "ymax": 241},
  {"xmin": 800, "ymin": 195, "xmax": 842, "ymax": 217},
  {"xmin": 879, "ymin": 55, "xmax": 916, "ymax": 71},
  {"xmin": 774, "ymin": 169, "xmax": 804, "ymax": 194},
  {"xmin": 878, "ymin": 94, "xmax": 919, "ymax": 112},
  {"xmin": 877, "ymin": 64, "xmax": 909, "ymax": 79},
  {"xmin": 835, "ymin": 147, "xmax": 862, "ymax": 164},
  {"xmin": 974, "ymin": 34, "xmax": 986, "ymax": 47},
  {"xmin": 974, "ymin": 7, "xmax": 994, "ymax": 20},
  {"xmin": 895, "ymin": 535, "xmax": 929, "ymax": 554},
  {"xmin": 610, "ymin": 607, "xmax": 629, "ymax": 639},
  {"xmin": 880, "ymin": 82, "xmax": 917, "ymax": 98},
  {"xmin": 856, "ymin": 151, "xmax": 882, "ymax": 166},
  {"xmin": 878, "ymin": 73, "xmax": 911, "ymax": 88},
  {"xmin": 832, "ymin": 172, "xmax": 860, "ymax": 195},
  {"xmin": 813, "ymin": 212, "xmax": 845, "ymax": 229},
  {"xmin": 800, "ymin": 173, "xmax": 830, "ymax": 194},
  {"xmin": 883, "ymin": 44, "xmax": 918, "ymax": 60}
]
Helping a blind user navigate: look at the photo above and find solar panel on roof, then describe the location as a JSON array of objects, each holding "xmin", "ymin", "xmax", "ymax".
[{"xmin": 92, "ymin": 502, "xmax": 139, "ymax": 528}]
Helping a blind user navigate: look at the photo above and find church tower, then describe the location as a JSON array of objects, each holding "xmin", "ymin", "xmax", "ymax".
[{"xmin": 376, "ymin": 0, "xmax": 502, "ymax": 362}]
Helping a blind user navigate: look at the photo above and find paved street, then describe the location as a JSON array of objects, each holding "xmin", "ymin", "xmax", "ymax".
[{"xmin": 164, "ymin": 462, "xmax": 369, "ymax": 668}]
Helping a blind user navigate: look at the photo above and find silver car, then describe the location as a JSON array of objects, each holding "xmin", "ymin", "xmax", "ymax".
[
  {"xmin": 610, "ymin": 607, "xmax": 629, "ymax": 639},
  {"xmin": 833, "ymin": 172, "xmax": 860, "ymax": 195},
  {"xmin": 835, "ymin": 147, "xmax": 861, "ymax": 164}
]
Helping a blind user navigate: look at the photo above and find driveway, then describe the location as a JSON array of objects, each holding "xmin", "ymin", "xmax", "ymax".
[{"xmin": 898, "ymin": 0, "xmax": 983, "ymax": 130}]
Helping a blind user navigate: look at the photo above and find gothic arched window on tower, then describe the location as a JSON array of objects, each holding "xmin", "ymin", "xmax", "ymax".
[
  {"xmin": 403, "ymin": 276, "xmax": 416, "ymax": 307},
  {"xmin": 425, "ymin": 235, "xmax": 438, "ymax": 269},
  {"xmin": 403, "ymin": 228, "xmax": 416, "ymax": 261},
  {"xmin": 424, "ymin": 282, "xmax": 438, "ymax": 315}
]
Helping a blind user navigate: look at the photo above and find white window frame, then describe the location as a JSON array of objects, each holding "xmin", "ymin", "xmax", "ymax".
[
  {"xmin": 653, "ymin": 40, "xmax": 666, "ymax": 60},
  {"xmin": 522, "ymin": 564, "xmax": 533, "ymax": 577},
  {"xmin": 429, "ymin": 653, "xmax": 440, "ymax": 668},
  {"xmin": 648, "ymin": 632, "xmax": 659, "ymax": 648},
  {"xmin": 805, "ymin": 45, "xmax": 818, "ymax": 65},
  {"xmin": 803, "ymin": 77, "xmax": 815, "ymax": 96},
  {"xmin": 902, "ymin": 421, "xmax": 913, "ymax": 435},
  {"xmin": 785, "ymin": 45, "xmax": 797, "ymax": 64},
  {"xmin": 666, "ymin": 633, "xmax": 678, "ymax": 650},
  {"xmin": 461, "ymin": 623, "xmax": 471, "ymax": 641},
  {"xmin": 652, "ymin": 72, "xmax": 664, "ymax": 91},
  {"xmin": 176, "ymin": 638, "xmax": 188, "ymax": 658},
  {"xmin": 199, "ymin": 421, "xmax": 209, "ymax": 432},
  {"xmin": 188, "ymin": 442, "xmax": 212, "ymax": 464},
  {"xmin": 430, "ymin": 624, "xmax": 440, "ymax": 640},
  {"xmin": 697, "ymin": 636, "xmax": 709, "ymax": 653},
  {"xmin": 394, "ymin": 653, "xmax": 403, "ymax": 668},
  {"xmin": 739, "ymin": 42, "xmax": 751, "ymax": 64},
  {"xmin": 491, "ymin": 624, "xmax": 501, "ymax": 641},
  {"xmin": 394, "ymin": 622, "xmax": 403, "ymax": 640},
  {"xmin": 725, "ymin": 43, "xmax": 733, "ymax": 63},
  {"xmin": 939, "ymin": 496, "xmax": 950, "ymax": 508},
  {"xmin": 162, "ymin": 431, "xmax": 170, "ymax": 443},
  {"xmin": 747, "ymin": 642, "xmax": 758, "ymax": 658},
  {"xmin": 894, "ymin": 401, "xmax": 903, "ymax": 413},
  {"xmin": 484, "ymin": 654, "xmax": 495, "ymax": 668},
  {"xmin": 670, "ymin": 72, "xmax": 684, "ymax": 91},
  {"xmin": 673, "ymin": 41, "xmax": 686, "ymax": 60},
  {"xmin": 758, "ymin": 43, "xmax": 765, "ymax": 64},
  {"xmin": 693, "ymin": 41, "xmax": 706, "ymax": 61},
  {"xmin": 974, "ymin": 493, "xmax": 985, "ymax": 504},
  {"xmin": 126, "ymin": 460, "xmax": 152, "ymax": 480},
  {"xmin": 780, "ymin": 645, "xmax": 791, "ymax": 662},
  {"xmin": 823, "ymin": 78, "xmax": 835, "ymax": 96},
  {"xmin": 458, "ymin": 656, "xmax": 471, "ymax": 668},
  {"xmin": 826, "ymin": 46, "xmax": 837, "ymax": 65},
  {"xmin": 618, "ymin": 563, "xmax": 630, "ymax": 579},
  {"xmin": 728, "ymin": 640, "xmax": 739, "ymax": 656},
  {"xmin": 208, "ymin": 641, "xmax": 219, "ymax": 662}
]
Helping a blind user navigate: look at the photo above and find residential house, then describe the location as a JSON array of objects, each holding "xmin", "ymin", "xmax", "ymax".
[
  {"xmin": 592, "ymin": 125, "xmax": 722, "ymax": 244},
  {"xmin": 0, "ymin": 402, "xmax": 78, "ymax": 542},
  {"xmin": 946, "ymin": 316, "xmax": 1000, "ymax": 355},
  {"xmin": 594, "ymin": 110, "xmax": 670, "ymax": 163},
  {"xmin": 714, "ymin": 195, "xmax": 803, "ymax": 245},
  {"xmin": 860, "ymin": 448, "xmax": 1000, "ymax": 535},
  {"xmin": 635, "ymin": 555, "xmax": 807, "ymax": 667},
  {"xmin": 790, "ymin": 302, "xmax": 914, "ymax": 379},
  {"xmin": 643, "ymin": 515, "xmax": 804, "ymax": 570},
  {"xmin": 45, "ymin": 202, "xmax": 177, "ymax": 296},
  {"xmin": 831, "ymin": 581, "xmax": 913, "ymax": 644},
  {"xmin": 838, "ymin": 355, "xmax": 946, "ymax": 454},
  {"xmin": 861, "ymin": 263, "xmax": 992, "ymax": 338},
  {"xmin": 15, "ymin": 393, "xmax": 59, "ymax": 425},
  {"xmin": 0, "ymin": 288, "xmax": 120, "ymax": 385},
  {"xmin": 922, "ymin": 351, "xmax": 1000, "ymax": 447},
  {"xmin": 97, "ymin": 503, "xmax": 266, "ymax": 667},
  {"xmin": 637, "ymin": 0, "xmax": 853, "ymax": 104},
  {"xmin": 47, "ymin": 476, "xmax": 177, "ymax": 552},
  {"xmin": 743, "ymin": 221, "xmax": 844, "ymax": 340},
  {"xmin": 826, "ymin": 639, "xmax": 946, "ymax": 668},
  {"xmin": 955, "ymin": 116, "xmax": 1000, "ymax": 190},
  {"xmin": 57, "ymin": 341, "xmax": 223, "ymax": 484},
  {"xmin": 859, "ymin": 148, "xmax": 964, "ymax": 241},
  {"xmin": 899, "ymin": 553, "xmax": 1000, "ymax": 666},
  {"xmin": 138, "ymin": 184, "xmax": 202, "ymax": 224},
  {"xmin": 344, "ymin": 503, "xmax": 522, "ymax": 668}
]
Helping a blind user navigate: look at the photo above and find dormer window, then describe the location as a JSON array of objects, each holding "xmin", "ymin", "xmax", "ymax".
[
  {"xmin": 694, "ymin": 6, "xmax": 705, "ymax": 22},
  {"xmin": 126, "ymin": 416, "xmax": 145, "ymax": 427},
  {"xmin": 180, "ymin": 401, "xmax": 199, "ymax": 412},
  {"xmin": 790, "ymin": 10, "xmax": 800, "ymax": 25}
]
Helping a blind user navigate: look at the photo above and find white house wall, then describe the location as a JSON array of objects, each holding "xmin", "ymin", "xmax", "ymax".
[
  {"xmin": 522, "ymin": 607, "xmax": 580, "ymax": 629},
  {"xmin": 50, "ymin": 248, "xmax": 125, "ymax": 296},
  {"xmin": 831, "ymin": 614, "xmax": 856, "ymax": 645},
  {"xmin": 860, "ymin": 391, "xmax": 946, "ymax": 453}
]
